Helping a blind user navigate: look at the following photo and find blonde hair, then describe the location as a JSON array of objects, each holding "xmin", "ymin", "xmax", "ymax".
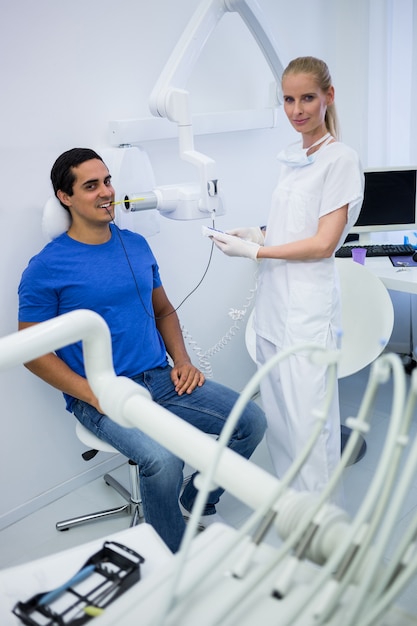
[{"xmin": 282, "ymin": 56, "xmax": 340, "ymax": 140}]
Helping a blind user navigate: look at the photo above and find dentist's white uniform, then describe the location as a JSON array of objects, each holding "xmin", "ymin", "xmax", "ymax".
[{"xmin": 255, "ymin": 138, "xmax": 363, "ymax": 495}]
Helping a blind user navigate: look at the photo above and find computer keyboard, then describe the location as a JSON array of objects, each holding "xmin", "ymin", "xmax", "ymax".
[{"xmin": 335, "ymin": 243, "xmax": 416, "ymax": 258}]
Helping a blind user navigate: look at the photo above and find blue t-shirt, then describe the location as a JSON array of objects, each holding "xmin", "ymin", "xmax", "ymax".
[{"xmin": 18, "ymin": 225, "xmax": 167, "ymax": 410}]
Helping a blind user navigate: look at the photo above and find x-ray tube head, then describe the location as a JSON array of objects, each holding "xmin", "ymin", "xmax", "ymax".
[{"xmin": 120, "ymin": 192, "xmax": 158, "ymax": 212}]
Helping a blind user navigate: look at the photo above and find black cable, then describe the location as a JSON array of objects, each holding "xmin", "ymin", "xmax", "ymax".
[{"xmin": 107, "ymin": 209, "xmax": 215, "ymax": 320}]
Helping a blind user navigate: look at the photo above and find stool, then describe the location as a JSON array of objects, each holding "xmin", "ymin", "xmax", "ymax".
[{"xmin": 56, "ymin": 422, "xmax": 143, "ymax": 531}]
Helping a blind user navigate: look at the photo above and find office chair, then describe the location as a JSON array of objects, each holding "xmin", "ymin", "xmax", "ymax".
[
  {"xmin": 56, "ymin": 422, "xmax": 142, "ymax": 531},
  {"xmin": 245, "ymin": 258, "xmax": 394, "ymax": 464},
  {"xmin": 334, "ymin": 258, "xmax": 394, "ymax": 379}
]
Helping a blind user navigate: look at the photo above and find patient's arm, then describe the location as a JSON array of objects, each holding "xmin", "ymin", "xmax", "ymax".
[{"xmin": 18, "ymin": 321, "xmax": 102, "ymax": 412}]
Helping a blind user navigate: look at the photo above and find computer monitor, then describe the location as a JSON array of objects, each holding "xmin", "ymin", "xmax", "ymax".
[{"xmin": 350, "ymin": 166, "xmax": 417, "ymax": 238}]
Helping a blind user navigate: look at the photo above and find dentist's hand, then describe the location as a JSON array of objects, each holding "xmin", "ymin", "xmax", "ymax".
[
  {"xmin": 226, "ymin": 226, "xmax": 265, "ymax": 245},
  {"xmin": 211, "ymin": 231, "xmax": 260, "ymax": 260}
]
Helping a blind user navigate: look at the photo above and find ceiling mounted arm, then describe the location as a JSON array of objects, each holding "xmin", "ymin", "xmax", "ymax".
[
  {"xmin": 149, "ymin": 0, "xmax": 227, "ymax": 121},
  {"xmin": 224, "ymin": 0, "xmax": 284, "ymax": 85},
  {"xmin": 149, "ymin": 0, "xmax": 284, "ymax": 121},
  {"xmin": 147, "ymin": 0, "xmax": 284, "ymax": 218}
]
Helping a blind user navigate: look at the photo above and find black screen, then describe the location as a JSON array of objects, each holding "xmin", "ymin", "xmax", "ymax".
[{"xmin": 354, "ymin": 169, "xmax": 417, "ymax": 228}]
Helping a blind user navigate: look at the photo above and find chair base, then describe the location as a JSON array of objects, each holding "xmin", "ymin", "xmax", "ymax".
[{"xmin": 56, "ymin": 461, "xmax": 143, "ymax": 532}]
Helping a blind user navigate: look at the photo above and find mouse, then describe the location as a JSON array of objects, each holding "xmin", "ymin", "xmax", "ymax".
[{"xmin": 413, "ymin": 251, "xmax": 417, "ymax": 262}]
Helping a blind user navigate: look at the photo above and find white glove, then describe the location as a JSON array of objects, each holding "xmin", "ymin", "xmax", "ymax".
[
  {"xmin": 211, "ymin": 231, "xmax": 260, "ymax": 260},
  {"xmin": 226, "ymin": 226, "xmax": 265, "ymax": 245}
]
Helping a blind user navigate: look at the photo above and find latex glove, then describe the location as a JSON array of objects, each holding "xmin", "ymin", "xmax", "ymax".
[
  {"xmin": 211, "ymin": 231, "xmax": 260, "ymax": 260},
  {"xmin": 226, "ymin": 226, "xmax": 265, "ymax": 245}
]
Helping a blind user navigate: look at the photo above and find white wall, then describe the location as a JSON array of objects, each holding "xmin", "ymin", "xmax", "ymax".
[{"xmin": 0, "ymin": 0, "xmax": 370, "ymax": 529}]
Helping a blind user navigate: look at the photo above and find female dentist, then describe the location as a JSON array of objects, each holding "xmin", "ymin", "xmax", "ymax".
[{"xmin": 211, "ymin": 57, "xmax": 364, "ymax": 497}]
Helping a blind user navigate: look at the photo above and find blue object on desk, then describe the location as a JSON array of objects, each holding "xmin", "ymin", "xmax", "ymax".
[
  {"xmin": 38, "ymin": 563, "xmax": 95, "ymax": 606},
  {"xmin": 13, "ymin": 540, "xmax": 144, "ymax": 625}
]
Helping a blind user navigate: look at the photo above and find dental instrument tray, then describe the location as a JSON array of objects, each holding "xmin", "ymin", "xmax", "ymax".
[{"xmin": 12, "ymin": 541, "xmax": 144, "ymax": 626}]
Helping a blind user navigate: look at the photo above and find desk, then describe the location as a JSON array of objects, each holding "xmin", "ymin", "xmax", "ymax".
[{"xmin": 355, "ymin": 256, "xmax": 417, "ymax": 295}]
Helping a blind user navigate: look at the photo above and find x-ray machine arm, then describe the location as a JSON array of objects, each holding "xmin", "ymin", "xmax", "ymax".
[{"xmin": 117, "ymin": 0, "xmax": 284, "ymax": 220}]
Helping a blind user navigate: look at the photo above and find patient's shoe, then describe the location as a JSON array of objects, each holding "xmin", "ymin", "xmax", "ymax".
[
  {"xmin": 199, "ymin": 511, "xmax": 228, "ymax": 529},
  {"xmin": 179, "ymin": 502, "xmax": 229, "ymax": 532}
]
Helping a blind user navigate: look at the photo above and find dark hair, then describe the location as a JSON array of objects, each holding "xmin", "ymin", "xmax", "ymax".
[{"xmin": 51, "ymin": 148, "xmax": 104, "ymax": 210}]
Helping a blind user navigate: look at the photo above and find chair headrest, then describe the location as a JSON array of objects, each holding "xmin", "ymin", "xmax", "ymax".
[{"xmin": 42, "ymin": 196, "xmax": 71, "ymax": 241}]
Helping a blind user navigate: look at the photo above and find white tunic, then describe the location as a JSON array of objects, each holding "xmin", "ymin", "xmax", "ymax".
[
  {"xmin": 254, "ymin": 141, "xmax": 364, "ymax": 496},
  {"xmin": 255, "ymin": 141, "xmax": 364, "ymax": 349}
]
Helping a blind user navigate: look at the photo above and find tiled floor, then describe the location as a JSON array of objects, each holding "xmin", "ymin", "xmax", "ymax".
[{"xmin": 1, "ymin": 363, "xmax": 417, "ymax": 621}]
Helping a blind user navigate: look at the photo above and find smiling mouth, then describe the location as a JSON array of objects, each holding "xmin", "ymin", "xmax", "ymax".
[{"xmin": 98, "ymin": 202, "xmax": 112, "ymax": 209}]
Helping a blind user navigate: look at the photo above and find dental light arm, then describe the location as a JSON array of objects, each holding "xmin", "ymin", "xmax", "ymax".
[
  {"xmin": 4, "ymin": 312, "xmax": 417, "ymax": 623},
  {"xmin": 0, "ymin": 311, "xmax": 277, "ymax": 517},
  {"xmin": 3, "ymin": 310, "xmax": 345, "ymax": 566}
]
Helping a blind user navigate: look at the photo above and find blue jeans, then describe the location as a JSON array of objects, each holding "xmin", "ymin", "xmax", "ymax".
[{"xmin": 72, "ymin": 365, "xmax": 266, "ymax": 552}]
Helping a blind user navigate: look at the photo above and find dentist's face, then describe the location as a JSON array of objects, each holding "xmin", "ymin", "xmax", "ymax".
[
  {"xmin": 57, "ymin": 159, "xmax": 115, "ymax": 226},
  {"xmin": 282, "ymin": 72, "xmax": 334, "ymax": 142}
]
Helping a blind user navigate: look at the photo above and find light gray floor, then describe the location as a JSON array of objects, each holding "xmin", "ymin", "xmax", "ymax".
[{"xmin": 1, "ymin": 364, "xmax": 417, "ymax": 619}]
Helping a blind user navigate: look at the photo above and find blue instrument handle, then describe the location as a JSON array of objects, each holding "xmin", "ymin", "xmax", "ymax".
[{"xmin": 38, "ymin": 564, "xmax": 96, "ymax": 606}]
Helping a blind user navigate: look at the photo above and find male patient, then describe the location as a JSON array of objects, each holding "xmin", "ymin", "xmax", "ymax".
[{"xmin": 18, "ymin": 148, "xmax": 266, "ymax": 552}]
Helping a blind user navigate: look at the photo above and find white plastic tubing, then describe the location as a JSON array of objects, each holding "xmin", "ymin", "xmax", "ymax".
[
  {"xmin": 1, "ymin": 310, "xmax": 280, "ymax": 513},
  {"xmin": 2, "ymin": 310, "xmax": 347, "ymax": 563}
]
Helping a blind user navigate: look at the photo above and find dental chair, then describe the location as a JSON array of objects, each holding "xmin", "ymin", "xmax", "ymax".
[{"xmin": 245, "ymin": 258, "xmax": 395, "ymax": 464}]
